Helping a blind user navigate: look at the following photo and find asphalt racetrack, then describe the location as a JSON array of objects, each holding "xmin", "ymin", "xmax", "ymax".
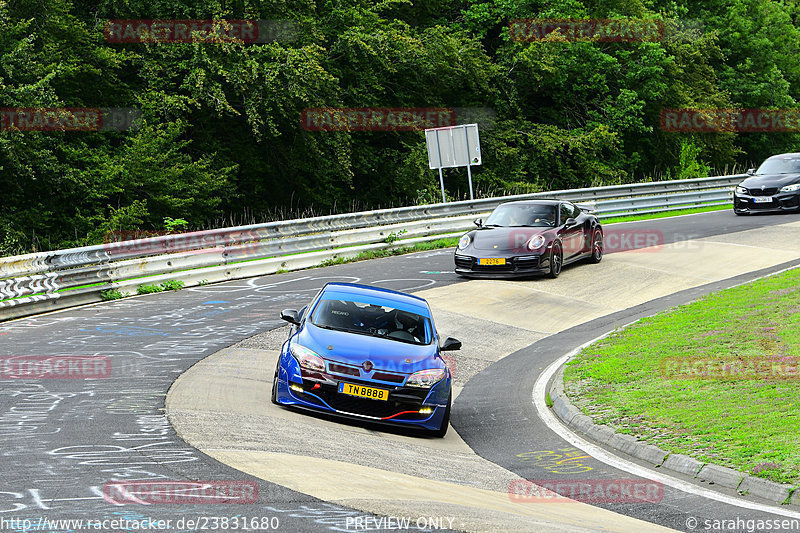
[{"xmin": 2, "ymin": 210, "xmax": 800, "ymax": 533}]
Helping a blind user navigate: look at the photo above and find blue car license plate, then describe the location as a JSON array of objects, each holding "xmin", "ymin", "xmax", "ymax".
[{"xmin": 338, "ymin": 382, "xmax": 389, "ymax": 401}]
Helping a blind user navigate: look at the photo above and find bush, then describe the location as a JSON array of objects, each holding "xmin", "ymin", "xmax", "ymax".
[
  {"xmin": 160, "ymin": 280, "xmax": 185, "ymax": 291},
  {"xmin": 137, "ymin": 284, "xmax": 164, "ymax": 294}
]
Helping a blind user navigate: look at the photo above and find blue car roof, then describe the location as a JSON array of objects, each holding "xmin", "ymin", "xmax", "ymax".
[{"xmin": 319, "ymin": 283, "xmax": 431, "ymax": 316}]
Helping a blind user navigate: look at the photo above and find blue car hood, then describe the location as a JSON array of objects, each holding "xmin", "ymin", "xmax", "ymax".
[{"xmin": 296, "ymin": 324, "xmax": 442, "ymax": 374}]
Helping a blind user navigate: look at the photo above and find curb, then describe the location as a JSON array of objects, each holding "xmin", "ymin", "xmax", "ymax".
[{"xmin": 548, "ymin": 365, "xmax": 798, "ymax": 507}]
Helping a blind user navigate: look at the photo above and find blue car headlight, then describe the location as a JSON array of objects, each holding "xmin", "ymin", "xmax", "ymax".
[
  {"xmin": 780, "ymin": 183, "xmax": 800, "ymax": 192},
  {"xmin": 406, "ymin": 368, "xmax": 446, "ymax": 388},
  {"xmin": 290, "ymin": 344, "xmax": 325, "ymax": 372}
]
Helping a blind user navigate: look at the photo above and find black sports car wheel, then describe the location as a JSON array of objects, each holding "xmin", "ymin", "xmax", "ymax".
[
  {"xmin": 431, "ymin": 394, "xmax": 451, "ymax": 438},
  {"xmin": 549, "ymin": 243, "xmax": 562, "ymax": 278},
  {"xmin": 589, "ymin": 230, "xmax": 603, "ymax": 264}
]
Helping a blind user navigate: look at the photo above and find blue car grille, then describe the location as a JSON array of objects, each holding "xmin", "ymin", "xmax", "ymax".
[
  {"xmin": 328, "ymin": 363, "xmax": 360, "ymax": 377},
  {"xmin": 371, "ymin": 372, "xmax": 405, "ymax": 384},
  {"xmin": 300, "ymin": 381, "xmax": 428, "ymax": 419}
]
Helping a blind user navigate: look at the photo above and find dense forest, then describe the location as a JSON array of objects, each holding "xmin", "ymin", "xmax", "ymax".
[{"xmin": 2, "ymin": 0, "xmax": 800, "ymax": 253}]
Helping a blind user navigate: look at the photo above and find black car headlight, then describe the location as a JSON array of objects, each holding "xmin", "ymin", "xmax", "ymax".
[
  {"xmin": 458, "ymin": 235, "xmax": 471, "ymax": 249},
  {"xmin": 735, "ymin": 186, "xmax": 748, "ymax": 195},
  {"xmin": 527, "ymin": 235, "xmax": 546, "ymax": 251},
  {"xmin": 780, "ymin": 184, "xmax": 800, "ymax": 193}
]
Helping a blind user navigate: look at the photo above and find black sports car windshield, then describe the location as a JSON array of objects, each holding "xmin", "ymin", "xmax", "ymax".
[
  {"xmin": 484, "ymin": 204, "xmax": 557, "ymax": 227},
  {"xmin": 311, "ymin": 298, "xmax": 433, "ymax": 345},
  {"xmin": 756, "ymin": 157, "xmax": 800, "ymax": 175}
]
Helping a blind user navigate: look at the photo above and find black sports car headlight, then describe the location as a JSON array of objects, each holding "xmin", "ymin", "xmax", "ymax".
[
  {"xmin": 527, "ymin": 235, "xmax": 546, "ymax": 251},
  {"xmin": 780, "ymin": 184, "xmax": 800, "ymax": 192},
  {"xmin": 735, "ymin": 186, "xmax": 748, "ymax": 195},
  {"xmin": 458, "ymin": 235, "xmax": 471, "ymax": 249}
]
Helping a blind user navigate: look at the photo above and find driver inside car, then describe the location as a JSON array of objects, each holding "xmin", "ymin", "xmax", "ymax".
[
  {"xmin": 532, "ymin": 208, "xmax": 555, "ymax": 226},
  {"xmin": 389, "ymin": 310, "xmax": 421, "ymax": 342},
  {"xmin": 362, "ymin": 304, "xmax": 391, "ymax": 334}
]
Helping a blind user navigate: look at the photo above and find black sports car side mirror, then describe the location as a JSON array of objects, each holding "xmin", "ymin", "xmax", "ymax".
[
  {"xmin": 747, "ymin": 168, "xmax": 755, "ymax": 175},
  {"xmin": 280, "ymin": 309, "xmax": 300, "ymax": 325},
  {"xmin": 474, "ymin": 218, "xmax": 483, "ymax": 227},
  {"xmin": 440, "ymin": 337, "xmax": 462, "ymax": 351}
]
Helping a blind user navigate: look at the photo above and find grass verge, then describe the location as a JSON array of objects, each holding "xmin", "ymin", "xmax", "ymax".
[
  {"xmin": 315, "ymin": 237, "xmax": 459, "ymax": 268},
  {"xmin": 601, "ymin": 204, "xmax": 730, "ymax": 224},
  {"xmin": 563, "ymin": 266, "xmax": 800, "ymax": 484}
]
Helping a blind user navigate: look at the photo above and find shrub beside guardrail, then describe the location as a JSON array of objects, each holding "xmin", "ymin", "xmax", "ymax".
[{"xmin": 0, "ymin": 175, "xmax": 742, "ymax": 321}]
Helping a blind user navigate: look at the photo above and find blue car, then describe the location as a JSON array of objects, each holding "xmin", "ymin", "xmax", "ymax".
[{"xmin": 271, "ymin": 282, "xmax": 460, "ymax": 437}]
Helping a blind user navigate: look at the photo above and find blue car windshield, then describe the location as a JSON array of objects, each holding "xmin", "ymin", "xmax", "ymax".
[{"xmin": 311, "ymin": 298, "xmax": 433, "ymax": 345}]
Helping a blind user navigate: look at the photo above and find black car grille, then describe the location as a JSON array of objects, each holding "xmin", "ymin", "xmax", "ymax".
[
  {"xmin": 781, "ymin": 195, "xmax": 800, "ymax": 207},
  {"xmin": 472, "ymin": 261, "xmax": 515, "ymax": 272},
  {"xmin": 297, "ymin": 381, "xmax": 428, "ymax": 419},
  {"xmin": 515, "ymin": 256, "xmax": 539, "ymax": 268},
  {"xmin": 454, "ymin": 255, "xmax": 473, "ymax": 269},
  {"xmin": 746, "ymin": 187, "xmax": 778, "ymax": 196},
  {"xmin": 751, "ymin": 200, "xmax": 777, "ymax": 210},
  {"xmin": 456, "ymin": 255, "xmax": 539, "ymax": 271}
]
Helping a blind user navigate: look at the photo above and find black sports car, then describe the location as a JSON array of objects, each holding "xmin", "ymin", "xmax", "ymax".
[
  {"xmin": 733, "ymin": 153, "xmax": 800, "ymax": 215},
  {"xmin": 453, "ymin": 199, "xmax": 603, "ymax": 278}
]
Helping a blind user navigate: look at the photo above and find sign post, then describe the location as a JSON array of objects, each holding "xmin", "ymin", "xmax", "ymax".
[{"xmin": 425, "ymin": 123, "xmax": 481, "ymax": 202}]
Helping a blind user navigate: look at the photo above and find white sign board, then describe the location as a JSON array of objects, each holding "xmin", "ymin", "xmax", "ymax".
[{"xmin": 425, "ymin": 124, "xmax": 481, "ymax": 169}]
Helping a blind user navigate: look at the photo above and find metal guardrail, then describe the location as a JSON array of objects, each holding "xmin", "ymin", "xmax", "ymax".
[{"xmin": 0, "ymin": 175, "xmax": 743, "ymax": 321}]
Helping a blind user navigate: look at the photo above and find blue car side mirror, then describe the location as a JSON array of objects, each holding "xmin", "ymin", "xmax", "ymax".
[
  {"xmin": 440, "ymin": 337, "xmax": 461, "ymax": 351},
  {"xmin": 280, "ymin": 309, "xmax": 300, "ymax": 325}
]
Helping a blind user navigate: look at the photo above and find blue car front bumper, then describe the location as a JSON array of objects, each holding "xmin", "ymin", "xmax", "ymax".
[{"xmin": 273, "ymin": 349, "xmax": 450, "ymax": 432}]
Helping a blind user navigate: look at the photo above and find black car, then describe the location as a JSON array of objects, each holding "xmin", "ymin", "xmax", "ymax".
[
  {"xmin": 453, "ymin": 199, "xmax": 603, "ymax": 278},
  {"xmin": 733, "ymin": 153, "xmax": 800, "ymax": 215}
]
